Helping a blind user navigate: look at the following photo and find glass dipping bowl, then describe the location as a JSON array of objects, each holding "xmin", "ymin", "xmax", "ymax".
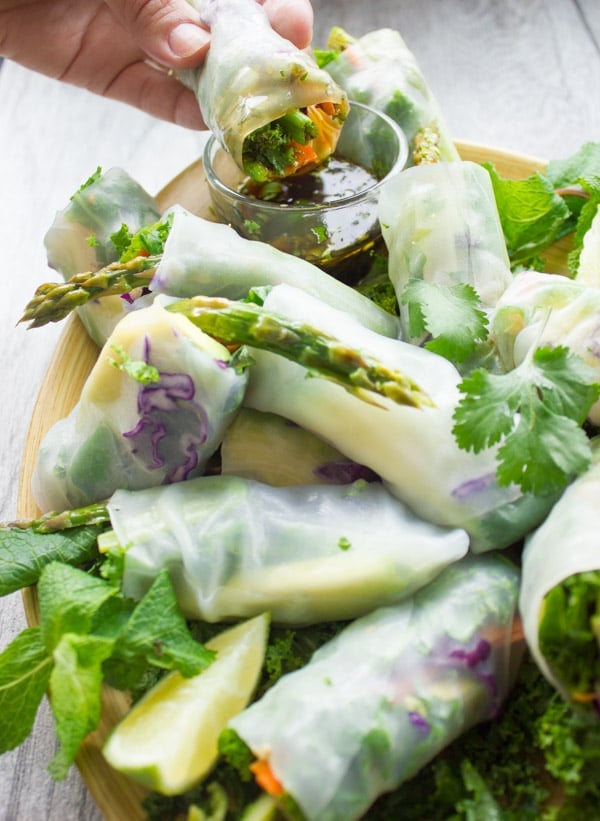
[{"xmin": 203, "ymin": 101, "xmax": 409, "ymax": 283}]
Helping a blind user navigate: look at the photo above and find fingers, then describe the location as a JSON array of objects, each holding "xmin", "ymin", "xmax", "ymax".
[
  {"xmin": 262, "ymin": 0, "xmax": 314, "ymax": 48},
  {"xmin": 104, "ymin": 0, "xmax": 210, "ymax": 68},
  {"xmin": 106, "ymin": 0, "xmax": 314, "ymax": 72},
  {"xmin": 103, "ymin": 60, "xmax": 206, "ymax": 128}
]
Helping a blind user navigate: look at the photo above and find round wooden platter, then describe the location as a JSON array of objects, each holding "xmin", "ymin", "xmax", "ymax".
[{"xmin": 17, "ymin": 142, "xmax": 571, "ymax": 820}]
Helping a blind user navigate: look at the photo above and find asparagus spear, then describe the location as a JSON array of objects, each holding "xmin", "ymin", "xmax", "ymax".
[
  {"xmin": 21, "ymin": 281, "xmax": 432, "ymax": 408},
  {"xmin": 20, "ymin": 255, "xmax": 159, "ymax": 328},
  {"xmin": 166, "ymin": 296, "xmax": 434, "ymax": 409},
  {"xmin": 5, "ymin": 501, "xmax": 111, "ymax": 533}
]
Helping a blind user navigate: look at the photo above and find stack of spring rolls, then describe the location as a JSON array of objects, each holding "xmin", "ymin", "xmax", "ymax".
[{"xmin": 20, "ymin": 5, "xmax": 600, "ymax": 816}]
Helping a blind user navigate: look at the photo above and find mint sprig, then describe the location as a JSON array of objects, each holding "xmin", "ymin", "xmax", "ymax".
[{"xmin": 0, "ymin": 563, "xmax": 214, "ymax": 778}]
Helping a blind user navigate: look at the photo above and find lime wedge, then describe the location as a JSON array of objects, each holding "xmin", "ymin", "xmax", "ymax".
[{"xmin": 103, "ymin": 612, "xmax": 270, "ymax": 795}]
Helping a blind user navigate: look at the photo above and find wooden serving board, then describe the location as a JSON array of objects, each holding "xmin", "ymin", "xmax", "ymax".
[{"xmin": 16, "ymin": 143, "xmax": 571, "ymax": 820}]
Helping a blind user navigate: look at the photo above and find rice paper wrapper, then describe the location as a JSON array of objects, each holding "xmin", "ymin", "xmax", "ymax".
[
  {"xmin": 106, "ymin": 474, "xmax": 469, "ymax": 625},
  {"xmin": 324, "ymin": 27, "xmax": 459, "ymax": 163},
  {"xmin": 32, "ymin": 301, "xmax": 247, "ymax": 511},
  {"xmin": 181, "ymin": 0, "xmax": 347, "ymax": 170},
  {"xmin": 43, "ymin": 167, "xmax": 160, "ymax": 345},
  {"xmin": 151, "ymin": 206, "xmax": 400, "ymax": 338},
  {"xmin": 379, "ymin": 161, "xmax": 513, "ymax": 337},
  {"xmin": 243, "ymin": 284, "xmax": 554, "ymax": 551},
  {"xmin": 492, "ymin": 269, "xmax": 600, "ymax": 423},
  {"xmin": 231, "ymin": 555, "xmax": 521, "ymax": 820},
  {"xmin": 519, "ymin": 452, "xmax": 600, "ymax": 699}
]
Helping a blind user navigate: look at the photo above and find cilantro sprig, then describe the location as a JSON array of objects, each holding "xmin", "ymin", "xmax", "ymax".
[
  {"xmin": 110, "ymin": 213, "xmax": 173, "ymax": 263},
  {"xmin": 453, "ymin": 345, "xmax": 600, "ymax": 494},
  {"xmin": 401, "ymin": 279, "xmax": 489, "ymax": 363}
]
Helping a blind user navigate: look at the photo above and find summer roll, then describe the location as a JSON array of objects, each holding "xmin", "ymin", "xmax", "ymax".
[
  {"xmin": 230, "ymin": 555, "xmax": 522, "ymax": 820},
  {"xmin": 243, "ymin": 283, "xmax": 555, "ymax": 552},
  {"xmin": 323, "ymin": 26, "xmax": 460, "ymax": 164},
  {"xmin": 99, "ymin": 474, "xmax": 469, "ymax": 625},
  {"xmin": 492, "ymin": 270, "xmax": 600, "ymax": 423},
  {"xmin": 44, "ymin": 167, "xmax": 161, "ymax": 345},
  {"xmin": 520, "ymin": 445, "xmax": 600, "ymax": 713},
  {"xmin": 182, "ymin": 0, "xmax": 348, "ymax": 180},
  {"xmin": 378, "ymin": 160, "xmax": 513, "ymax": 341},
  {"xmin": 32, "ymin": 301, "xmax": 247, "ymax": 512}
]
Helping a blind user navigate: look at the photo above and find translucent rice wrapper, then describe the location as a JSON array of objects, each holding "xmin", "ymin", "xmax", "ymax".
[
  {"xmin": 244, "ymin": 284, "xmax": 554, "ymax": 552},
  {"xmin": 491, "ymin": 269, "xmax": 600, "ymax": 423},
  {"xmin": 32, "ymin": 301, "xmax": 247, "ymax": 512},
  {"xmin": 44, "ymin": 167, "xmax": 161, "ymax": 345},
  {"xmin": 103, "ymin": 474, "xmax": 469, "ymax": 625},
  {"xmin": 576, "ymin": 202, "xmax": 600, "ymax": 287},
  {"xmin": 151, "ymin": 206, "xmax": 400, "ymax": 338},
  {"xmin": 231, "ymin": 554, "xmax": 522, "ymax": 820},
  {"xmin": 181, "ymin": 0, "xmax": 348, "ymax": 173},
  {"xmin": 324, "ymin": 27, "xmax": 460, "ymax": 164},
  {"xmin": 519, "ymin": 450, "xmax": 600, "ymax": 704},
  {"xmin": 379, "ymin": 161, "xmax": 513, "ymax": 340}
]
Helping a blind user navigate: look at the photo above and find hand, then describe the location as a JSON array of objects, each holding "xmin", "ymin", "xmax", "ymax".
[{"xmin": 0, "ymin": 0, "xmax": 314, "ymax": 129}]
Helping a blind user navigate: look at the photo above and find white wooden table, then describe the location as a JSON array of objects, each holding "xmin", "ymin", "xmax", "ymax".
[{"xmin": 1, "ymin": 0, "xmax": 600, "ymax": 817}]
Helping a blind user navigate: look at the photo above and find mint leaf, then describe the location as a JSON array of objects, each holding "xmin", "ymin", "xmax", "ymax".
[
  {"xmin": 401, "ymin": 279, "xmax": 489, "ymax": 362},
  {"xmin": 453, "ymin": 346, "xmax": 600, "ymax": 493},
  {"xmin": 546, "ymin": 142, "xmax": 600, "ymax": 188},
  {"xmin": 0, "ymin": 628, "xmax": 52, "ymax": 752},
  {"xmin": 37, "ymin": 562, "xmax": 119, "ymax": 652},
  {"xmin": 484, "ymin": 162, "xmax": 570, "ymax": 267},
  {"xmin": 0, "ymin": 526, "xmax": 101, "ymax": 597},
  {"xmin": 106, "ymin": 570, "xmax": 215, "ymax": 690},
  {"xmin": 48, "ymin": 632, "xmax": 115, "ymax": 779},
  {"xmin": 567, "ymin": 178, "xmax": 600, "ymax": 276}
]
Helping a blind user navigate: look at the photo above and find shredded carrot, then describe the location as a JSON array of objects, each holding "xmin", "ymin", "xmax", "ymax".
[
  {"xmin": 290, "ymin": 140, "xmax": 318, "ymax": 167},
  {"xmin": 250, "ymin": 759, "xmax": 285, "ymax": 797},
  {"xmin": 571, "ymin": 690, "xmax": 598, "ymax": 704},
  {"xmin": 318, "ymin": 101, "xmax": 336, "ymax": 116}
]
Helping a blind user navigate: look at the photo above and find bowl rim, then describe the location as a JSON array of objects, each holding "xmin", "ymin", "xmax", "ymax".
[{"xmin": 202, "ymin": 100, "xmax": 410, "ymax": 214}]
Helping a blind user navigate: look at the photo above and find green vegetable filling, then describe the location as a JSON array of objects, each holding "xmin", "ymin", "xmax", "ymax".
[
  {"xmin": 242, "ymin": 109, "xmax": 318, "ymax": 181},
  {"xmin": 539, "ymin": 570, "xmax": 600, "ymax": 700}
]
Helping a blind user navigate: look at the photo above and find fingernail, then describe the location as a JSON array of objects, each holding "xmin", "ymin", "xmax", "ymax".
[{"xmin": 169, "ymin": 23, "xmax": 210, "ymax": 58}]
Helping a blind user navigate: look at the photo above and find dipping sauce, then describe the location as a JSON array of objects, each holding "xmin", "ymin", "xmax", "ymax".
[
  {"xmin": 239, "ymin": 156, "xmax": 380, "ymax": 205},
  {"xmin": 229, "ymin": 155, "xmax": 383, "ymax": 284},
  {"xmin": 203, "ymin": 102, "xmax": 409, "ymax": 284}
]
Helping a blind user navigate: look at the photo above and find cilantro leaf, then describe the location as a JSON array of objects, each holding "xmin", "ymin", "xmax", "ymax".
[
  {"xmin": 108, "ymin": 344, "xmax": 160, "ymax": 385},
  {"xmin": 401, "ymin": 279, "xmax": 489, "ymax": 362},
  {"xmin": 0, "ymin": 525, "xmax": 101, "ymax": 597},
  {"xmin": 71, "ymin": 167, "xmax": 102, "ymax": 199},
  {"xmin": 484, "ymin": 162, "xmax": 570, "ymax": 268},
  {"xmin": 110, "ymin": 214, "xmax": 173, "ymax": 263},
  {"xmin": 0, "ymin": 628, "xmax": 52, "ymax": 753},
  {"xmin": 453, "ymin": 345, "xmax": 600, "ymax": 493}
]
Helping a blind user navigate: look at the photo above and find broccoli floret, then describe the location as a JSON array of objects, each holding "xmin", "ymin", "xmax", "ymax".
[{"xmin": 243, "ymin": 110, "xmax": 318, "ymax": 181}]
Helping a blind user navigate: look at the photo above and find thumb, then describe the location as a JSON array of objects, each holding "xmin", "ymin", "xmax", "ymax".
[{"xmin": 105, "ymin": 0, "xmax": 211, "ymax": 67}]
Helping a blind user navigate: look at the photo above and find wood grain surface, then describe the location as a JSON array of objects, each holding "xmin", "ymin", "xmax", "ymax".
[{"xmin": 1, "ymin": 1, "xmax": 600, "ymax": 818}]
